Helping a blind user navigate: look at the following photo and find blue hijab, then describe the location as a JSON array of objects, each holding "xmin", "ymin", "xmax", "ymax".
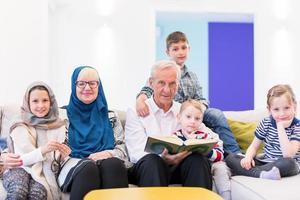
[{"xmin": 67, "ymin": 66, "xmax": 114, "ymax": 158}]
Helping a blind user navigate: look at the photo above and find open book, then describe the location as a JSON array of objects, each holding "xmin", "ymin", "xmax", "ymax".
[{"xmin": 144, "ymin": 135, "xmax": 217, "ymax": 155}]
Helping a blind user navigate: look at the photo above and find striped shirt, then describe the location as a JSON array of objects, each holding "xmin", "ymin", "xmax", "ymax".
[
  {"xmin": 255, "ymin": 117, "xmax": 300, "ymax": 165},
  {"xmin": 172, "ymin": 124, "xmax": 224, "ymax": 162}
]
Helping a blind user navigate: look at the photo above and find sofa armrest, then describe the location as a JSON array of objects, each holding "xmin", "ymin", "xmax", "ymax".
[
  {"xmin": 0, "ymin": 105, "xmax": 22, "ymax": 138},
  {"xmin": 113, "ymin": 109, "xmax": 126, "ymax": 128}
]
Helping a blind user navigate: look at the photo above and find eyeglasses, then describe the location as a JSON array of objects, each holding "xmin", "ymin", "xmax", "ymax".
[{"xmin": 76, "ymin": 81, "xmax": 99, "ymax": 89}]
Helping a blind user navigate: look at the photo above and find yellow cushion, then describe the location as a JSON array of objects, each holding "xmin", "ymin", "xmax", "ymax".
[{"xmin": 227, "ymin": 119, "xmax": 263, "ymax": 153}]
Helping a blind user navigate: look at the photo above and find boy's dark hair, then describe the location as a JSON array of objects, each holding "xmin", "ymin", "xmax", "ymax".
[{"xmin": 166, "ymin": 31, "xmax": 189, "ymax": 50}]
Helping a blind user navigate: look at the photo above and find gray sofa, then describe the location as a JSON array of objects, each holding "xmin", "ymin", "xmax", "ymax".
[{"xmin": 1, "ymin": 105, "xmax": 300, "ymax": 200}]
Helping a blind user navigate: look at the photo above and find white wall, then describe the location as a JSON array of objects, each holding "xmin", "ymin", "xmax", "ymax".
[
  {"xmin": 152, "ymin": 0, "xmax": 300, "ymax": 112},
  {"xmin": 0, "ymin": 0, "xmax": 49, "ymax": 105},
  {"xmin": 48, "ymin": 0, "xmax": 155, "ymax": 109},
  {"xmin": 1, "ymin": 0, "xmax": 300, "ymax": 112}
]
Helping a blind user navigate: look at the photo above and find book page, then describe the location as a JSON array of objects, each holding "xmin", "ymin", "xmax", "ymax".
[
  {"xmin": 182, "ymin": 139, "xmax": 217, "ymax": 155},
  {"xmin": 149, "ymin": 135, "xmax": 183, "ymax": 146},
  {"xmin": 144, "ymin": 135, "xmax": 183, "ymax": 154},
  {"xmin": 144, "ymin": 136, "xmax": 217, "ymax": 155},
  {"xmin": 183, "ymin": 138, "xmax": 217, "ymax": 146}
]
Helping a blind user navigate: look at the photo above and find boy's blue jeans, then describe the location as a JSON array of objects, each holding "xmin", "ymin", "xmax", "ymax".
[
  {"xmin": 0, "ymin": 137, "xmax": 7, "ymax": 152},
  {"xmin": 203, "ymin": 108, "xmax": 241, "ymax": 155}
]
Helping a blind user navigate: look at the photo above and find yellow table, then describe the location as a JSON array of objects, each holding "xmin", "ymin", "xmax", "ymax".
[{"xmin": 84, "ymin": 187, "xmax": 223, "ymax": 200}]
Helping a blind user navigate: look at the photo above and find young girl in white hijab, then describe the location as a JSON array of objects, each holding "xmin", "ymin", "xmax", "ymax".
[{"xmin": 3, "ymin": 82, "xmax": 70, "ymax": 200}]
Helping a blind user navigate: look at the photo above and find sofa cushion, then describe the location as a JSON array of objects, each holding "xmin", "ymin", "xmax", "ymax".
[
  {"xmin": 227, "ymin": 119, "xmax": 264, "ymax": 153},
  {"xmin": 0, "ymin": 182, "xmax": 5, "ymax": 200},
  {"xmin": 224, "ymin": 109, "xmax": 268, "ymax": 154}
]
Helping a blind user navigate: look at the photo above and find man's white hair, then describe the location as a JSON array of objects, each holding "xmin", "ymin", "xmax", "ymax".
[{"xmin": 150, "ymin": 60, "xmax": 181, "ymax": 81}]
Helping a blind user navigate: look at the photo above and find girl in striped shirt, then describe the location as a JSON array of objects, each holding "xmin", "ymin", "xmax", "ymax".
[
  {"xmin": 226, "ymin": 84, "xmax": 300, "ymax": 180},
  {"xmin": 174, "ymin": 99, "xmax": 231, "ymax": 200}
]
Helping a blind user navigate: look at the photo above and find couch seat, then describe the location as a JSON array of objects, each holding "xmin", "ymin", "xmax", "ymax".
[{"xmin": 231, "ymin": 174, "xmax": 300, "ymax": 200}]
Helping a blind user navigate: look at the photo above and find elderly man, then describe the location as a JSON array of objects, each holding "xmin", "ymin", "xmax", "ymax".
[{"xmin": 125, "ymin": 60, "xmax": 212, "ymax": 188}]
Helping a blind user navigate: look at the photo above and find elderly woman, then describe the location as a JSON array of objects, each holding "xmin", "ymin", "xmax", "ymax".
[{"xmin": 58, "ymin": 66, "xmax": 129, "ymax": 200}]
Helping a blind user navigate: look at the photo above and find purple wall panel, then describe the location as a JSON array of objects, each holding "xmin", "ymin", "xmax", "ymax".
[{"xmin": 208, "ymin": 22, "xmax": 254, "ymax": 111}]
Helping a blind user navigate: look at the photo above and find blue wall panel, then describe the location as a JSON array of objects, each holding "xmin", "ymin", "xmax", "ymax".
[{"xmin": 208, "ymin": 22, "xmax": 254, "ymax": 111}]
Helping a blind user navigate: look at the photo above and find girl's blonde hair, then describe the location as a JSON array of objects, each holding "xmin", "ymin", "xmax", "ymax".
[
  {"xmin": 179, "ymin": 99, "xmax": 204, "ymax": 114},
  {"xmin": 267, "ymin": 84, "xmax": 297, "ymax": 107}
]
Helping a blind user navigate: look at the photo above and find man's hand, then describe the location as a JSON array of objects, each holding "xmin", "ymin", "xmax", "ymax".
[{"xmin": 161, "ymin": 149, "xmax": 192, "ymax": 165}]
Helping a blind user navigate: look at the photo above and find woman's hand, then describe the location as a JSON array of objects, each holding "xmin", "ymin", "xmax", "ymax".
[
  {"xmin": 1, "ymin": 153, "xmax": 23, "ymax": 169},
  {"xmin": 240, "ymin": 156, "xmax": 255, "ymax": 170},
  {"xmin": 161, "ymin": 149, "xmax": 191, "ymax": 165},
  {"xmin": 88, "ymin": 151, "xmax": 113, "ymax": 161},
  {"xmin": 136, "ymin": 94, "xmax": 150, "ymax": 117}
]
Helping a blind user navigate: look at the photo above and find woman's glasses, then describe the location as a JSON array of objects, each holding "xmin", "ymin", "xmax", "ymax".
[{"xmin": 75, "ymin": 81, "xmax": 99, "ymax": 89}]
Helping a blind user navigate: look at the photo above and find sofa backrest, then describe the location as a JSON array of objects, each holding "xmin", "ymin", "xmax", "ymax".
[
  {"xmin": 0, "ymin": 105, "xmax": 127, "ymax": 139},
  {"xmin": 0, "ymin": 105, "xmax": 22, "ymax": 139},
  {"xmin": 0, "ymin": 104, "xmax": 267, "ymax": 140},
  {"xmin": 224, "ymin": 109, "xmax": 268, "ymax": 123},
  {"xmin": 113, "ymin": 109, "xmax": 126, "ymax": 127}
]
